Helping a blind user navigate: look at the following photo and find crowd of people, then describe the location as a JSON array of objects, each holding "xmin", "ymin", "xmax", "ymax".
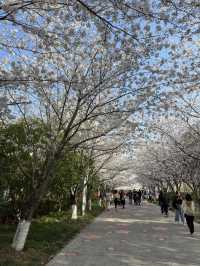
[
  {"xmin": 158, "ymin": 190, "xmax": 196, "ymax": 235},
  {"xmin": 100, "ymin": 188, "xmax": 196, "ymax": 236},
  {"xmin": 100, "ymin": 189, "xmax": 144, "ymax": 210},
  {"xmin": 127, "ymin": 189, "xmax": 143, "ymax": 206}
]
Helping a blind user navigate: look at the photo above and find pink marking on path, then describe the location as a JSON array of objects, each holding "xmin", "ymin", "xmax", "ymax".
[
  {"xmin": 117, "ymin": 224, "xmax": 129, "ymax": 230},
  {"xmin": 117, "ymin": 223, "xmax": 128, "ymax": 227},
  {"xmin": 82, "ymin": 233, "xmax": 102, "ymax": 240},
  {"xmin": 116, "ymin": 230, "xmax": 129, "ymax": 234},
  {"xmin": 153, "ymin": 227, "xmax": 168, "ymax": 231},
  {"xmin": 65, "ymin": 252, "xmax": 80, "ymax": 256}
]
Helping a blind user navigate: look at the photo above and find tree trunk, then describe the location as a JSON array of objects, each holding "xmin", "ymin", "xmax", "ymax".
[
  {"xmin": 71, "ymin": 204, "xmax": 78, "ymax": 220},
  {"xmin": 12, "ymin": 220, "xmax": 31, "ymax": 251},
  {"xmin": 97, "ymin": 187, "xmax": 102, "ymax": 207},
  {"xmin": 11, "ymin": 157, "xmax": 56, "ymax": 251},
  {"xmin": 82, "ymin": 177, "xmax": 87, "ymax": 216},
  {"xmin": 88, "ymin": 198, "xmax": 92, "ymax": 211},
  {"xmin": 98, "ymin": 198, "xmax": 102, "ymax": 207}
]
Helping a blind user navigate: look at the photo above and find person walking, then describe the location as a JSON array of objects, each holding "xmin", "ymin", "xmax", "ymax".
[
  {"xmin": 158, "ymin": 190, "xmax": 164, "ymax": 215},
  {"xmin": 172, "ymin": 191, "xmax": 184, "ymax": 224},
  {"xmin": 138, "ymin": 190, "xmax": 142, "ymax": 206},
  {"xmin": 162, "ymin": 189, "xmax": 169, "ymax": 216},
  {"xmin": 183, "ymin": 194, "xmax": 195, "ymax": 235},
  {"xmin": 133, "ymin": 190, "xmax": 137, "ymax": 205},
  {"xmin": 113, "ymin": 190, "xmax": 119, "ymax": 209},
  {"xmin": 120, "ymin": 190, "xmax": 126, "ymax": 208},
  {"xmin": 128, "ymin": 190, "xmax": 133, "ymax": 204}
]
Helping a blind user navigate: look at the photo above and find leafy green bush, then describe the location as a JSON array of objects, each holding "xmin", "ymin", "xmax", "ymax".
[{"xmin": 0, "ymin": 200, "xmax": 18, "ymax": 224}]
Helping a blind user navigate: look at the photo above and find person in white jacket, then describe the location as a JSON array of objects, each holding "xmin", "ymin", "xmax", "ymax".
[{"xmin": 183, "ymin": 194, "xmax": 195, "ymax": 235}]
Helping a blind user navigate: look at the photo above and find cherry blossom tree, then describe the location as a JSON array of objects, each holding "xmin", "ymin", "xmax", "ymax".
[
  {"xmin": 6, "ymin": 35, "xmax": 151, "ymax": 251},
  {"xmin": 1, "ymin": 0, "xmax": 200, "ymax": 252},
  {"xmin": 134, "ymin": 115, "xmax": 200, "ymax": 204}
]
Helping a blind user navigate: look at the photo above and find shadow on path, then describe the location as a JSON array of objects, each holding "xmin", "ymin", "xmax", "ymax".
[{"xmin": 47, "ymin": 202, "xmax": 200, "ymax": 266}]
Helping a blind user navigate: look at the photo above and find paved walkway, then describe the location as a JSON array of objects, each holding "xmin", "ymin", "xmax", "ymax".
[{"xmin": 47, "ymin": 202, "xmax": 200, "ymax": 266}]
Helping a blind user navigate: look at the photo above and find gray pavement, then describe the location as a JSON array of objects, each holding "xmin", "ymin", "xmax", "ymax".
[{"xmin": 47, "ymin": 202, "xmax": 200, "ymax": 266}]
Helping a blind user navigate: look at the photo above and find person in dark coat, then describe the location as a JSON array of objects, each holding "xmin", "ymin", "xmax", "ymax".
[
  {"xmin": 162, "ymin": 189, "xmax": 169, "ymax": 216},
  {"xmin": 133, "ymin": 190, "xmax": 137, "ymax": 205},
  {"xmin": 113, "ymin": 190, "xmax": 119, "ymax": 209},
  {"xmin": 128, "ymin": 190, "xmax": 133, "ymax": 204},
  {"xmin": 138, "ymin": 190, "xmax": 142, "ymax": 206},
  {"xmin": 120, "ymin": 190, "xmax": 126, "ymax": 208},
  {"xmin": 158, "ymin": 190, "xmax": 164, "ymax": 214}
]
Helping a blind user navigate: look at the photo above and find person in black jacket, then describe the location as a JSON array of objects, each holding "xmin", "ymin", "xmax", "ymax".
[
  {"xmin": 158, "ymin": 190, "xmax": 164, "ymax": 214},
  {"xmin": 120, "ymin": 190, "xmax": 126, "ymax": 208},
  {"xmin": 162, "ymin": 189, "xmax": 169, "ymax": 216},
  {"xmin": 128, "ymin": 190, "xmax": 133, "ymax": 204}
]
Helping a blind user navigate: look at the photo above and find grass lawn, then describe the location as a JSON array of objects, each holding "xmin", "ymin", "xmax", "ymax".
[{"xmin": 0, "ymin": 205, "xmax": 103, "ymax": 266}]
